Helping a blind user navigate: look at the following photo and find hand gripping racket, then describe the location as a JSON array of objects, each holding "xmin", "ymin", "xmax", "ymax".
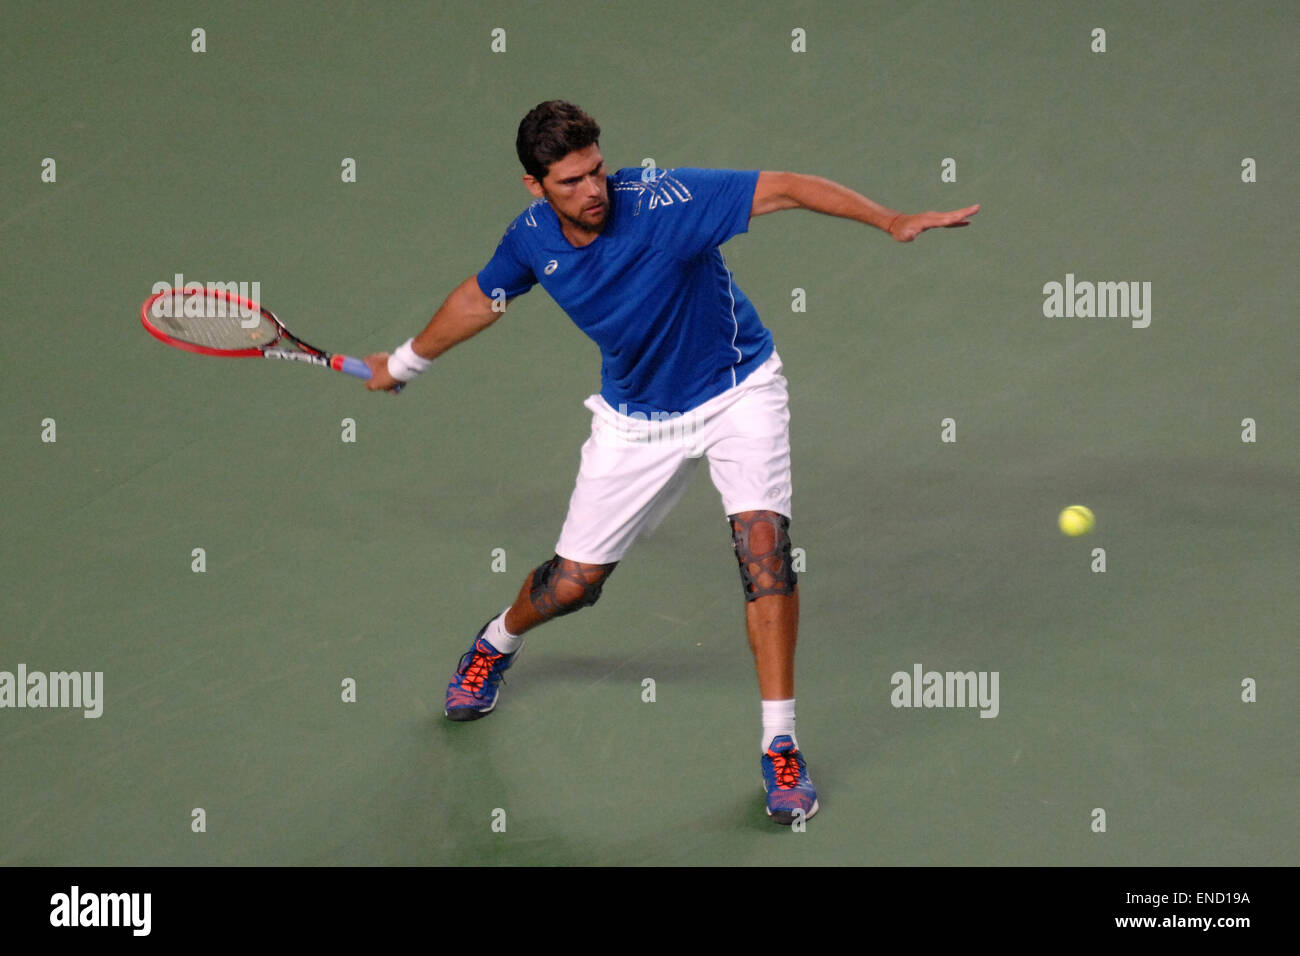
[{"xmin": 140, "ymin": 286, "xmax": 399, "ymax": 390}]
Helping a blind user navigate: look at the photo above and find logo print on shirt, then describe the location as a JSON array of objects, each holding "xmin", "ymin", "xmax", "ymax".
[
  {"xmin": 521, "ymin": 199, "xmax": 547, "ymax": 229},
  {"xmin": 544, "ymin": 260, "xmax": 558, "ymax": 275},
  {"xmin": 612, "ymin": 172, "xmax": 693, "ymax": 216}
]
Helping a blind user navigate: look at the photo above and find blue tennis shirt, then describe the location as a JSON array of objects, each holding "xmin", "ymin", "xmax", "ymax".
[{"xmin": 476, "ymin": 167, "xmax": 774, "ymax": 415}]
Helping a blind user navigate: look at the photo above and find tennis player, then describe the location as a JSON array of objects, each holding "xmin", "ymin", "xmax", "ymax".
[{"xmin": 365, "ymin": 101, "xmax": 978, "ymax": 824}]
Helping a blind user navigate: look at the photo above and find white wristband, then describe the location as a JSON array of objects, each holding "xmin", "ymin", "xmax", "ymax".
[{"xmin": 387, "ymin": 338, "xmax": 433, "ymax": 382}]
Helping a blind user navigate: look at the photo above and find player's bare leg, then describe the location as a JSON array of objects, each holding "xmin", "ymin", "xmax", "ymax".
[
  {"xmin": 745, "ymin": 590, "xmax": 798, "ymax": 700},
  {"xmin": 729, "ymin": 509, "xmax": 818, "ymax": 823},
  {"xmin": 730, "ymin": 510, "xmax": 799, "ymax": 697}
]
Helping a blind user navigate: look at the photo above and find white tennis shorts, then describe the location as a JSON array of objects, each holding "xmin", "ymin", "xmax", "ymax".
[{"xmin": 555, "ymin": 351, "xmax": 793, "ymax": 565}]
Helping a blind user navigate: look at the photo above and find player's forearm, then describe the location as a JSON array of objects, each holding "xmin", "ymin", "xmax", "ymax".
[
  {"xmin": 411, "ymin": 276, "xmax": 502, "ymax": 360},
  {"xmin": 784, "ymin": 174, "xmax": 900, "ymax": 233}
]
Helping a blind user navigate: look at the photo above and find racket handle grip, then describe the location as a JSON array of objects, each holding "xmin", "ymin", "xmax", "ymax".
[{"xmin": 334, "ymin": 355, "xmax": 373, "ymax": 380}]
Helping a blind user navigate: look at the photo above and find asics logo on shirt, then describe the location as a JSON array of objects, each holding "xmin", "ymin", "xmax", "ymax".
[{"xmin": 544, "ymin": 260, "xmax": 559, "ymax": 275}]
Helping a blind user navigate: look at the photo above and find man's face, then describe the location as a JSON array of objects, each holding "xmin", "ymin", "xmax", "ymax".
[{"xmin": 525, "ymin": 144, "xmax": 609, "ymax": 238}]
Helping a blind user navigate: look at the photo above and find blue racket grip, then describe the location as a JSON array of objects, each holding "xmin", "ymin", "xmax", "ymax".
[
  {"xmin": 335, "ymin": 355, "xmax": 372, "ymax": 380},
  {"xmin": 333, "ymin": 354, "xmax": 404, "ymax": 393}
]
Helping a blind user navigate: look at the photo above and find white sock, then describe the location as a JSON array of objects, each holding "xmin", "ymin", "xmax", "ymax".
[
  {"xmin": 761, "ymin": 698, "xmax": 798, "ymax": 752},
  {"xmin": 483, "ymin": 607, "xmax": 523, "ymax": 653}
]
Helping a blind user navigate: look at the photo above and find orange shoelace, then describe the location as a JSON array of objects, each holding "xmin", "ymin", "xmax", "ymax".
[
  {"xmin": 768, "ymin": 750, "xmax": 802, "ymax": 789},
  {"xmin": 459, "ymin": 650, "xmax": 502, "ymax": 694}
]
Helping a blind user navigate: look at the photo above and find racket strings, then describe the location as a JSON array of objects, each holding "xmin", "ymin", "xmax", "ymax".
[{"xmin": 148, "ymin": 291, "xmax": 279, "ymax": 350}]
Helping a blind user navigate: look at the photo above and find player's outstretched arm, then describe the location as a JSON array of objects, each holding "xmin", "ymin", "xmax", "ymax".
[
  {"xmin": 750, "ymin": 171, "xmax": 978, "ymax": 242},
  {"xmin": 364, "ymin": 274, "xmax": 504, "ymax": 391}
]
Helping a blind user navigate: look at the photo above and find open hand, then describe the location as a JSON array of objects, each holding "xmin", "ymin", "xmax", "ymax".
[{"xmin": 889, "ymin": 204, "xmax": 980, "ymax": 242}]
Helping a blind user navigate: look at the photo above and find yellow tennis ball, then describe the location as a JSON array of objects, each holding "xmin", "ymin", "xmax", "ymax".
[{"xmin": 1058, "ymin": 505, "xmax": 1095, "ymax": 536}]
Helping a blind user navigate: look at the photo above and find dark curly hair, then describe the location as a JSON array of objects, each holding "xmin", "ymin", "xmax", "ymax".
[{"xmin": 515, "ymin": 100, "xmax": 601, "ymax": 181}]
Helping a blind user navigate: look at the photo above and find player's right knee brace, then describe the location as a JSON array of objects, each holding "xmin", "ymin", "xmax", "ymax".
[{"xmin": 528, "ymin": 555, "xmax": 617, "ymax": 619}]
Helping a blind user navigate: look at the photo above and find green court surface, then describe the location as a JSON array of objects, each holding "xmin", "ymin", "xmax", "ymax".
[{"xmin": 1, "ymin": 0, "xmax": 1296, "ymax": 866}]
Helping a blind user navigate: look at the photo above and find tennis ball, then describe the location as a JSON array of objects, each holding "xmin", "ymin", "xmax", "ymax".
[{"xmin": 1058, "ymin": 505, "xmax": 1095, "ymax": 537}]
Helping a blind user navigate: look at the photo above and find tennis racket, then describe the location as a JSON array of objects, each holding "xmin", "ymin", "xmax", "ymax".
[{"xmin": 140, "ymin": 286, "xmax": 396, "ymax": 389}]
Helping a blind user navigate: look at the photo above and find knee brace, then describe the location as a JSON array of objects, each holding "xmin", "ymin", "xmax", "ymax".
[
  {"xmin": 729, "ymin": 511, "xmax": 797, "ymax": 601},
  {"xmin": 528, "ymin": 555, "xmax": 617, "ymax": 619}
]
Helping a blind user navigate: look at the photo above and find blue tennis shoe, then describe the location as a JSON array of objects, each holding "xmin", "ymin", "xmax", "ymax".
[
  {"xmin": 761, "ymin": 735, "xmax": 819, "ymax": 824},
  {"xmin": 444, "ymin": 624, "xmax": 517, "ymax": 721}
]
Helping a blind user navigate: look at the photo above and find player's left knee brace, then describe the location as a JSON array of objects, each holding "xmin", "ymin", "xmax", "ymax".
[{"xmin": 728, "ymin": 511, "xmax": 797, "ymax": 602}]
